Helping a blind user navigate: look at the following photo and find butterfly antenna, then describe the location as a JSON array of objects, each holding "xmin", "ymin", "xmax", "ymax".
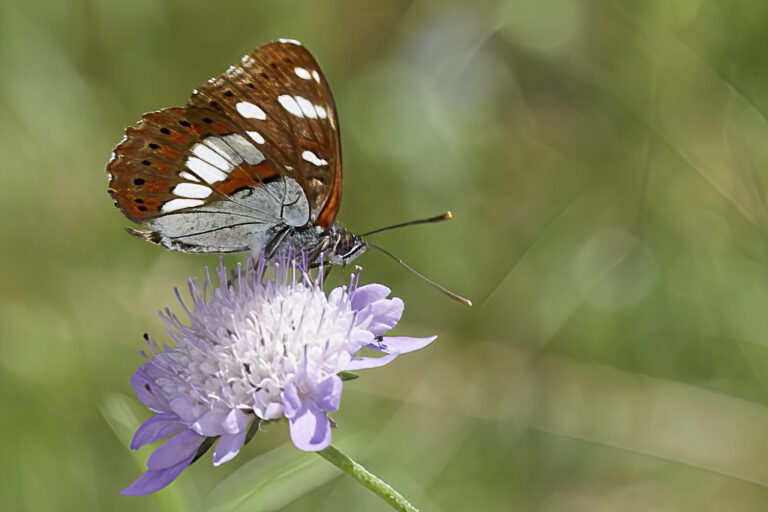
[
  {"xmin": 367, "ymin": 242, "xmax": 472, "ymax": 307},
  {"xmin": 361, "ymin": 211, "xmax": 453, "ymax": 237}
]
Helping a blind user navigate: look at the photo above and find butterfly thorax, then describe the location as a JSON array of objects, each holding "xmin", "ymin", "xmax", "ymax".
[{"xmin": 267, "ymin": 224, "xmax": 366, "ymax": 266}]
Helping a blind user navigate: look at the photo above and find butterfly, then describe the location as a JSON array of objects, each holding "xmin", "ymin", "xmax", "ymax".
[
  {"xmin": 107, "ymin": 39, "xmax": 471, "ymax": 305},
  {"xmin": 107, "ymin": 39, "xmax": 365, "ymax": 265}
]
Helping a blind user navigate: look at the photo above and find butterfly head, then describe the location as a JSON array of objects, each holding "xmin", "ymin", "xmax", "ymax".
[{"xmin": 327, "ymin": 225, "xmax": 367, "ymax": 265}]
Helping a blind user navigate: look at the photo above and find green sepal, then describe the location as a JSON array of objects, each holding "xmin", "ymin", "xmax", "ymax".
[
  {"xmin": 338, "ymin": 371, "xmax": 359, "ymax": 381},
  {"xmin": 190, "ymin": 436, "xmax": 217, "ymax": 465},
  {"xmin": 244, "ymin": 419, "xmax": 262, "ymax": 445}
]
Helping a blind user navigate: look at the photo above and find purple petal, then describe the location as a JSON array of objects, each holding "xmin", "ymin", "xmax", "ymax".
[
  {"xmin": 147, "ymin": 430, "xmax": 204, "ymax": 470},
  {"xmin": 350, "ymin": 284, "xmax": 391, "ymax": 310},
  {"xmin": 121, "ymin": 457, "xmax": 193, "ymax": 496},
  {"xmin": 327, "ymin": 287, "xmax": 346, "ymax": 306},
  {"xmin": 256, "ymin": 402, "xmax": 284, "ymax": 420},
  {"xmin": 168, "ymin": 396, "xmax": 198, "ymax": 424},
  {"xmin": 343, "ymin": 353, "xmax": 399, "ymax": 371},
  {"xmin": 131, "ymin": 369, "xmax": 165, "ymax": 411},
  {"xmin": 131, "ymin": 414, "xmax": 185, "ymax": 450},
  {"xmin": 222, "ymin": 408, "xmax": 249, "ymax": 435},
  {"xmin": 378, "ymin": 335, "xmax": 437, "ymax": 354},
  {"xmin": 192, "ymin": 408, "xmax": 230, "ymax": 436},
  {"xmin": 289, "ymin": 406, "xmax": 331, "ymax": 451},
  {"xmin": 315, "ymin": 375, "xmax": 342, "ymax": 412},
  {"xmin": 362, "ymin": 298, "xmax": 404, "ymax": 336},
  {"xmin": 212, "ymin": 429, "xmax": 247, "ymax": 466},
  {"xmin": 349, "ymin": 328, "xmax": 375, "ymax": 347},
  {"xmin": 282, "ymin": 383, "xmax": 302, "ymax": 418}
]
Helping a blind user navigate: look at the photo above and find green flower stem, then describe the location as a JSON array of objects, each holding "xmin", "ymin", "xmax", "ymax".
[{"xmin": 318, "ymin": 445, "xmax": 419, "ymax": 512}]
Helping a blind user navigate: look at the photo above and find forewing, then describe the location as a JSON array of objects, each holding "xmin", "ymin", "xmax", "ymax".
[
  {"xmin": 107, "ymin": 107, "xmax": 309, "ymax": 253},
  {"xmin": 186, "ymin": 40, "xmax": 342, "ymax": 227}
]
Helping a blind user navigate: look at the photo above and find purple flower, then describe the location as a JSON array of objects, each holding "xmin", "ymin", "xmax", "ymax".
[{"xmin": 122, "ymin": 257, "xmax": 436, "ymax": 495}]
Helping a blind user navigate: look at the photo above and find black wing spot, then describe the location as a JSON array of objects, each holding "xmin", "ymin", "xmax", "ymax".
[
  {"xmin": 203, "ymin": 117, "xmax": 213, "ymax": 124},
  {"xmin": 224, "ymin": 90, "xmax": 234, "ymax": 97},
  {"xmin": 134, "ymin": 178, "xmax": 145, "ymax": 186},
  {"xmin": 270, "ymin": 62, "xmax": 277, "ymax": 69},
  {"xmin": 137, "ymin": 206, "xmax": 148, "ymax": 212},
  {"xmin": 260, "ymin": 73, "xmax": 268, "ymax": 79},
  {"xmin": 149, "ymin": 143, "xmax": 159, "ymax": 149},
  {"xmin": 134, "ymin": 198, "xmax": 144, "ymax": 204},
  {"xmin": 246, "ymin": 83, "xmax": 256, "ymax": 89},
  {"xmin": 179, "ymin": 120, "xmax": 191, "ymax": 127},
  {"xmin": 209, "ymin": 100, "xmax": 220, "ymax": 109},
  {"xmin": 141, "ymin": 160, "xmax": 151, "ymax": 166},
  {"xmin": 160, "ymin": 128, "xmax": 171, "ymax": 135}
]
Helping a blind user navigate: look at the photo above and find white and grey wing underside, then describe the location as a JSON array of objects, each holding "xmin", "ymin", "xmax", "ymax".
[{"xmin": 134, "ymin": 177, "xmax": 310, "ymax": 253}]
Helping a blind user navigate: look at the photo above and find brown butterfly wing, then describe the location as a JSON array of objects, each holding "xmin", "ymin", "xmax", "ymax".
[
  {"xmin": 108, "ymin": 107, "xmax": 279, "ymax": 223},
  {"xmin": 186, "ymin": 40, "xmax": 342, "ymax": 228}
]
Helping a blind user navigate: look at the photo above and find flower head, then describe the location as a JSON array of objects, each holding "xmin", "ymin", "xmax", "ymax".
[{"xmin": 122, "ymin": 256, "xmax": 436, "ymax": 495}]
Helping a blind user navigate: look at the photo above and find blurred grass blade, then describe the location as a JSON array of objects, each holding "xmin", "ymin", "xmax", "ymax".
[
  {"xmin": 99, "ymin": 393, "xmax": 143, "ymax": 449},
  {"xmin": 203, "ymin": 434, "xmax": 367, "ymax": 512}
]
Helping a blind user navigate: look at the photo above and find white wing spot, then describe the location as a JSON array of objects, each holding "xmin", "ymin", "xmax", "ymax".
[
  {"xmin": 161, "ymin": 198, "xmax": 205, "ymax": 213},
  {"xmin": 295, "ymin": 96, "xmax": 317, "ymax": 118},
  {"xmin": 191, "ymin": 143, "xmax": 232, "ymax": 171},
  {"xmin": 236, "ymin": 101, "xmax": 267, "ymax": 120},
  {"xmin": 294, "ymin": 67, "xmax": 312, "ymax": 80},
  {"xmin": 247, "ymin": 131, "xmax": 265, "ymax": 144},
  {"xmin": 315, "ymin": 105, "xmax": 327, "ymax": 119},
  {"xmin": 278, "ymin": 38, "xmax": 302, "ymax": 46},
  {"xmin": 311, "ymin": 70, "xmax": 320, "ymax": 82},
  {"xmin": 186, "ymin": 157, "xmax": 228, "ymax": 183},
  {"xmin": 223, "ymin": 134, "xmax": 265, "ymax": 165},
  {"xmin": 179, "ymin": 171, "xmax": 200, "ymax": 182},
  {"xmin": 302, "ymin": 150, "xmax": 328, "ymax": 166},
  {"xmin": 172, "ymin": 183, "xmax": 212, "ymax": 199},
  {"xmin": 203, "ymin": 137, "xmax": 242, "ymax": 165},
  {"xmin": 278, "ymin": 95, "xmax": 303, "ymax": 117}
]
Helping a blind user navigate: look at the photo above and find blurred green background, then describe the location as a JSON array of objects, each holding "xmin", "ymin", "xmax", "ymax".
[{"xmin": 3, "ymin": 0, "xmax": 768, "ymax": 510}]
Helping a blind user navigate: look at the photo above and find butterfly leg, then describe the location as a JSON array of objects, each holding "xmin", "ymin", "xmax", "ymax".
[
  {"xmin": 263, "ymin": 225, "xmax": 292, "ymax": 261},
  {"xmin": 304, "ymin": 261, "xmax": 332, "ymax": 288},
  {"xmin": 321, "ymin": 262, "xmax": 333, "ymax": 285}
]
